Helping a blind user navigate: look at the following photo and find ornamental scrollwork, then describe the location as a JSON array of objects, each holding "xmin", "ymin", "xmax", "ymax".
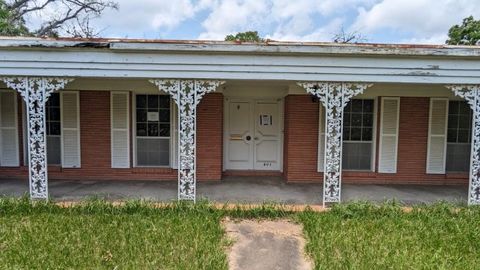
[
  {"xmin": 446, "ymin": 84, "xmax": 480, "ymax": 205},
  {"xmin": 298, "ymin": 82, "xmax": 371, "ymax": 205},
  {"xmin": 1, "ymin": 77, "xmax": 73, "ymax": 199},
  {"xmin": 150, "ymin": 79, "xmax": 224, "ymax": 201}
]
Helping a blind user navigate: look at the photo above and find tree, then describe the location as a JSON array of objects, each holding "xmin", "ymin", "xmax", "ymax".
[
  {"xmin": 0, "ymin": 0, "xmax": 118, "ymax": 37},
  {"xmin": 225, "ymin": 31, "xmax": 264, "ymax": 42},
  {"xmin": 0, "ymin": 0, "xmax": 29, "ymax": 36},
  {"xmin": 332, "ymin": 26, "xmax": 367, "ymax": 43},
  {"xmin": 446, "ymin": 16, "xmax": 480, "ymax": 45}
]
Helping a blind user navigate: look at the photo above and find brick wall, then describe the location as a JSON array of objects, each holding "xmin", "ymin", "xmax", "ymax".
[
  {"xmin": 283, "ymin": 95, "xmax": 468, "ymax": 185},
  {"xmin": 0, "ymin": 91, "xmax": 223, "ymax": 181}
]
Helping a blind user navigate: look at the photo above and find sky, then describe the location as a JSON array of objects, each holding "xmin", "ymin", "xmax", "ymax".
[{"xmin": 27, "ymin": 0, "xmax": 480, "ymax": 44}]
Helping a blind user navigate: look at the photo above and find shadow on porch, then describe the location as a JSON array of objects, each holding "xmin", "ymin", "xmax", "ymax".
[{"xmin": 0, "ymin": 177, "xmax": 468, "ymax": 205}]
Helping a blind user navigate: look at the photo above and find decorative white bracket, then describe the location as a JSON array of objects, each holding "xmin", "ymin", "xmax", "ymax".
[
  {"xmin": 297, "ymin": 82, "xmax": 371, "ymax": 205},
  {"xmin": 446, "ymin": 84, "xmax": 480, "ymax": 205},
  {"xmin": 150, "ymin": 79, "xmax": 224, "ymax": 201},
  {"xmin": 1, "ymin": 77, "xmax": 73, "ymax": 200}
]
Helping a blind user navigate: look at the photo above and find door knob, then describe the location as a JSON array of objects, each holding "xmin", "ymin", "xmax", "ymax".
[{"xmin": 246, "ymin": 135, "xmax": 252, "ymax": 141}]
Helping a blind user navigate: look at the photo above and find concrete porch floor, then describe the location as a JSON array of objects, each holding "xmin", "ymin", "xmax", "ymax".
[{"xmin": 0, "ymin": 176, "xmax": 468, "ymax": 205}]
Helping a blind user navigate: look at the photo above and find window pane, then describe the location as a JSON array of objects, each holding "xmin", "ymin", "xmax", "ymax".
[
  {"xmin": 352, "ymin": 99, "xmax": 362, "ymax": 112},
  {"xmin": 447, "ymin": 129, "xmax": 457, "ymax": 143},
  {"xmin": 148, "ymin": 123, "xmax": 159, "ymax": 136},
  {"xmin": 362, "ymin": 128, "xmax": 372, "ymax": 141},
  {"xmin": 137, "ymin": 109, "xmax": 147, "ymax": 122},
  {"xmin": 148, "ymin": 95, "xmax": 159, "ymax": 108},
  {"xmin": 449, "ymin": 101, "xmax": 459, "ymax": 114},
  {"xmin": 159, "ymin": 109, "xmax": 170, "ymax": 122},
  {"xmin": 47, "ymin": 93, "xmax": 60, "ymax": 107},
  {"xmin": 159, "ymin": 96, "xmax": 170, "ymax": 108},
  {"xmin": 344, "ymin": 102, "xmax": 351, "ymax": 113},
  {"xmin": 363, "ymin": 100, "xmax": 374, "ymax": 113},
  {"xmin": 137, "ymin": 123, "xmax": 147, "ymax": 136},
  {"xmin": 136, "ymin": 95, "xmax": 147, "ymax": 108},
  {"xmin": 352, "ymin": 114, "xmax": 362, "ymax": 127},
  {"xmin": 343, "ymin": 127, "xmax": 350, "ymax": 140},
  {"xmin": 351, "ymin": 128, "xmax": 362, "ymax": 140},
  {"xmin": 47, "ymin": 136, "xmax": 61, "ymax": 165},
  {"xmin": 136, "ymin": 138, "xmax": 170, "ymax": 166},
  {"xmin": 49, "ymin": 107, "xmax": 60, "ymax": 121},
  {"xmin": 459, "ymin": 115, "xmax": 470, "ymax": 129},
  {"xmin": 448, "ymin": 115, "xmax": 458, "ymax": 129},
  {"xmin": 458, "ymin": 129, "xmax": 469, "ymax": 143},
  {"xmin": 343, "ymin": 113, "xmax": 351, "ymax": 126},
  {"xmin": 343, "ymin": 142, "xmax": 372, "ymax": 170},
  {"xmin": 362, "ymin": 113, "xmax": 373, "ymax": 127},
  {"xmin": 459, "ymin": 102, "xmax": 471, "ymax": 115},
  {"xmin": 159, "ymin": 124, "xmax": 170, "ymax": 137},
  {"xmin": 50, "ymin": 122, "xmax": 61, "ymax": 136},
  {"xmin": 446, "ymin": 143, "xmax": 470, "ymax": 172}
]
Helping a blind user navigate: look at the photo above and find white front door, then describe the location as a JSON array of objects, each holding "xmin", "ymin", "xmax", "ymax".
[{"xmin": 225, "ymin": 98, "xmax": 282, "ymax": 171}]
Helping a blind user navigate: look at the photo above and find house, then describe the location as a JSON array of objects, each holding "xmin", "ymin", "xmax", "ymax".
[{"xmin": 0, "ymin": 37, "xmax": 479, "ymax": 205}]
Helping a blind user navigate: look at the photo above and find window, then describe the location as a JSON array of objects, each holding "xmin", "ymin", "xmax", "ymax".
[
  {"xmin": 135, "ymin": 94, "xmax": 171, "ymax": 166},
  {"xmin": 342, "ymin": 99, "xmax": 374, "ymax": 170},
  {"xmin": 46, "ymin": 93, "xmax": 61, "ymax": 165},
  {"xmin": 446, "ymin": 100, "xmax": 472, "ymax": 172}
]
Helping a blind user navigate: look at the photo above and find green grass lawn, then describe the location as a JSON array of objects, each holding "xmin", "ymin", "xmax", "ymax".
[
  {"xmin": 0, "ymin": 199, "xmax": 479, "ymax": 269},
  {"xmin": 299, "ymin": 203, "xmax": 480, "ymax": 270}
]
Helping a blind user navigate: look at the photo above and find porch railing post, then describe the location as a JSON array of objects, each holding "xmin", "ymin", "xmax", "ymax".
[
  {"xmin": 1, "ymin": 77, "xmax": 73, "ymax": 200},
  {"xmin": 446, "ymin": 84, "xmax": 480, "ymax": 205},
  {"xmin": 150, "ymin": 79, "xmax": 224, "ymax": 201},
  {"xmin": 297, "ymin": 82, "xmax": 371, "ymax": 206}
]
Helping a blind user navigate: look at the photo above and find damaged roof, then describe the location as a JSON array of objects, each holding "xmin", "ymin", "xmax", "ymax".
[{"xmin": 0, "ymin": 36, "xmax": 479, "ymax": 58}]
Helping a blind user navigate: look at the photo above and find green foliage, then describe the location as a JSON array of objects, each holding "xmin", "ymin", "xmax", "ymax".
[
  {"xmin": 447, "ymin": 16, "xmax": 480, "ymax": 45},
  {"xmin": 0, "ymin": 0, "xmax": 30, "ymax": 36},
  {"xmin": 225, "ymin": 31, "xmax": 264, "ymax": 42}
]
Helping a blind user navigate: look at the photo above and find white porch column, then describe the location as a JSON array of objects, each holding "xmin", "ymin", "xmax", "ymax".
[
  {"xmin": 297, "ymin": 82, "xmax": 371, "ymax": 205},
  {"xmin": 150, "ymin": 79, "xmax": 224, "ymax": 201},
  {"xmin": 1, "ymin": 77, "xmax": 73, "ymax": 200},
  {"xmin": 446, "ymin": 84, "xmax": 480, "ymax": 205}
]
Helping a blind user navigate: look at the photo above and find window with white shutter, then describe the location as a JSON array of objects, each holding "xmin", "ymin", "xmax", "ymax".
[
  {"xmin": 378, "ymin": 97, "xmax": 400, "ymax": 173},
  {"xmin": 0, "ymin": 91, "xmax": 19, "ymax": 166},
  {"xmin": 61, "ymin": 91, "xmax": 81, "ymax": 168},
  {"xmin": 111, "ymin": 91, "xmax": 130, "ymax": 168},
  {"xmin": 426, "ymin": 98, "xmax": 448, "ymax": 174}
]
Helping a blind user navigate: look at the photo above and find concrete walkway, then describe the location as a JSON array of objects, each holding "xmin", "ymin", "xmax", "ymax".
[{"xmin": 0, "ymin": 176, "xmax": 468, "ymax": 205}]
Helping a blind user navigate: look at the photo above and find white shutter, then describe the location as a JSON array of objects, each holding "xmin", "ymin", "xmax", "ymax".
[
  {"xmin": 111, "ymin": 92, "xmax": 130, "ymax": 168},
  {"xmin": 378, "ymin": 97, "xmax": 400, "ymax": 173},
  {"xmin": 317, "ymin": 104, "xmax": 325, "ymax": 172},
  {"xmin": 426, "ymin": 98, "xmax": 448, "ymax": 174},
  {"xmin": 0, "ymin": 91, "xmax": 19, "ymax": 166},
  {"xmin": 61, "ymin": 91, "xmax": 81, "ymax": 168}
]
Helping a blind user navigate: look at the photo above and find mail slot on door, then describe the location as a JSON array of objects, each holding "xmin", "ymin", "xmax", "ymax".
[{"xmin": 230, "ymin": 135, "xmax": 243, "ymax": 140}]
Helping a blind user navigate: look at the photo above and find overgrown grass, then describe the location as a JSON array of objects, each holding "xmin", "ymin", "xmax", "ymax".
[
  {"xmin": 298, "ymin": 202, "xmax": 480, "ymax": 270},
  {"xmin": 0, "ymin": 198, "xmax": 227, "ymax": 269},
  {"xmin": 1, "ymin": 198, "xmax": 479, "ymax": 269}
]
